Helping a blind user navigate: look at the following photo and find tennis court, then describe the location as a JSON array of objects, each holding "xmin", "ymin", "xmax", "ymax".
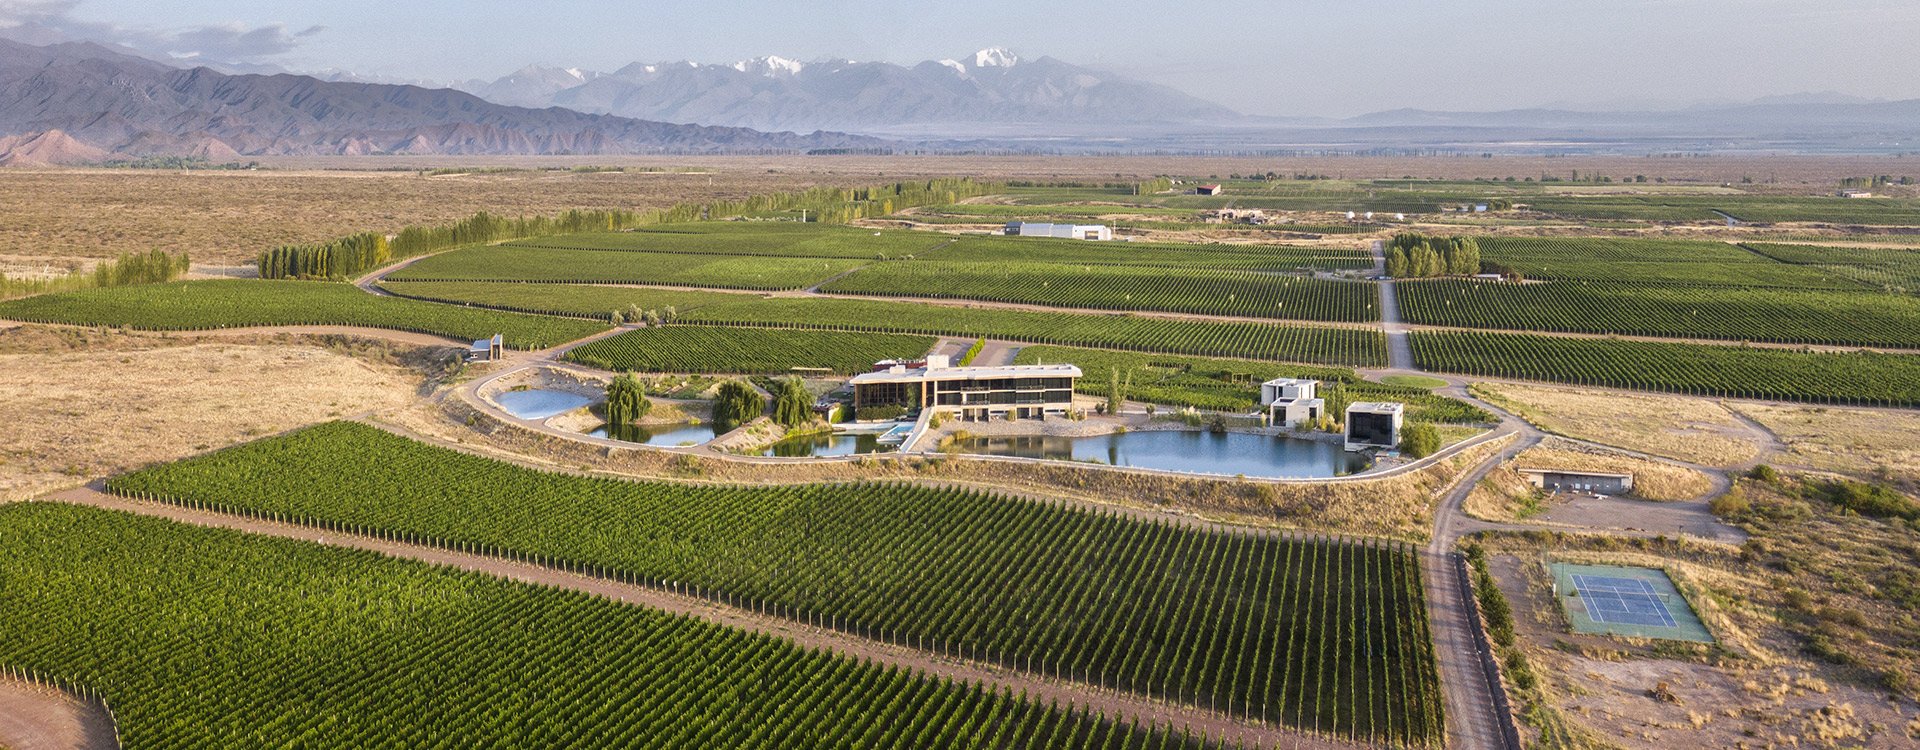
[{"xmin": 1549, "ymin": 563, "xmax": 1713, "ymax": 643}]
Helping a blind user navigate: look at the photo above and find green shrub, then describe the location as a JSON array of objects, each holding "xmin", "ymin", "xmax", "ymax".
[{"xmin": 1400, "ymin": 422, "xmax": 1441, "ymax": 458}]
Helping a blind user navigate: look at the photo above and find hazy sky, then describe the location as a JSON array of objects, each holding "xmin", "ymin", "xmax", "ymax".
[{"xmin": 5, "ymin": 0, "xmax": 1919, "ymax": 117}]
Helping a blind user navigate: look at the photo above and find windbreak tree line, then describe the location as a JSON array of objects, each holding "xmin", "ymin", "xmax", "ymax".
[
  {"xmin": 1385, "ymin": 233, "xmax": 1480, "ymax": 279},
  {"xmin": 1, "ymin": 249, "xmax": 190, "ymax": 300},
  {"xmin": 257, "ymin": 179, "xmax": 1000, "ymax": 280}
]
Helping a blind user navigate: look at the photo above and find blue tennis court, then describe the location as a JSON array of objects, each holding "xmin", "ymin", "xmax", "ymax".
[
  {"xmin": 1549, "ymin": 563, "xmax": 1714, "ymax": 643},
  {"xmin": 1571, "ymin": 574, "xmax": 1677, "ymax": 628}
]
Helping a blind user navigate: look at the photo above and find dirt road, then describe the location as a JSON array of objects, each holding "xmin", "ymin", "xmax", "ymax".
[{"xmin": 0, "ymin": 679, "xmax": 116, "ymax": 750}]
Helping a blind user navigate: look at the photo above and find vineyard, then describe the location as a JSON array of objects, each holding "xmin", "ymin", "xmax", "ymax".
[
  {"xmin": 1410, "ymin": 331, "xmax": 1920, "ymax": 407},
  {"xmin": 822, "ymin": 261, "xmax": 1379, "ymax": 322},
  {"xmin": 919, "ymin": 236, "xmax": 1375, "ymax": 271},
  {"xmin": 1525, "ymin": 194, "xmax": 1920, "ymax": 225},
  {"xmin": 1012, "ymin": 345, "xmax": 1491, "ymax": 424},
  {"xmin": 0, "ymin": 503, "xmax": 1184, "ymax": 749},
  {"xmin": 378, "ymin": 287, "xmax": 1385, "ymax": 366},
  {"xmin": 1476, "ymin": 237, "xmax": 1868, "ymax": 288},
  {"xmin": 386, "ymin": 246, "xmax": 864, "ymax": 290},
  {"xmin": 1740, "ymin": 243, "xmax": 1920, "ymax": 293},
  {"xmin": 505, "ymin": 222, "xmax": 951, "ymax": 259},
  {"xmin": 0, "ymin": 280, "xmax": 607, "ymax": 348},
  {"xmin": 565, "ymin": 325, "xmax": 936, "ymax": 375},
  {"xmin": 1395, "ymin": 279, "xmax": 1920, "ymax": 348},
  {"xmin": 380, "ymin": 281, "xmax": 754, "ymax": 320},
  {"xmin": 106, "ymin": 422, "xmax": 1447, "ymax": 746}
]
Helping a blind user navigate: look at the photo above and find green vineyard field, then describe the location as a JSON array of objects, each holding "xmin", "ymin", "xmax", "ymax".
[
  {"xmin": 506, "ymin": 222, "xmax": 951, "ymax": 259},
  {"xmin": 1740, "ymin": 243, "xmax": 1920, "ymax": 292},
  {"xmin": 107, "ymin": 422, "xmax": 1447, "ymax": 745},
  {"xmin": 0, "ymin": 503, "xmax": 1179, "ymax": 749},
  {"xmin": 1476, "ymin": 237, "xmax": 1868, "ymax": 288},
  {"xmin": 822, "ymin": 261, "xmax": 1379, "ymax": 322},
  {"xmin": 920, "ymin": 236, "xmax": 1374, "ymax": 271},
  {"xmin": 1409, "ymin": 331, "xmax": 1920, "ymax": 407},
  {"xmin": 1395, "ymin": 279, "xmax": 1920, "ymax": 348},
  {"xmin": 1013, "ymin": 345, "xmax": 1491, "ymax": 423},
  {"xmin": 386, "ymin": 245, "xmax": 864, "ymax": 290},
  {"xmin": 565, "ymin": 325, "xmax": 936, "ymax": 375},
  {"xmin": 0, "ymin": 280, "xmax": 607, "ymax": 348},
  {"xmin": 374, "ymin": 286, "xmax": 1386, "ymax": 366}
]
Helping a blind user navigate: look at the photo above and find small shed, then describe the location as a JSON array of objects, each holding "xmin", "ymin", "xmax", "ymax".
[
  {"xmin": 1196, "ymin": 184, "xmax": 1224, "ymax": 196},
  {"xmin": 1518, "ymin": 468, "xmax": 1634, "ymax": 495},
  {"xmin": 468, "ymin": 333, "xmax": 504, "ymax": 362}
]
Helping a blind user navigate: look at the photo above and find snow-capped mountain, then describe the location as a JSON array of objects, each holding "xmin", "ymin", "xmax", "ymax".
[{"xmin": 454, "ymin": 48, "xmax": 1240, "ymax": 135}]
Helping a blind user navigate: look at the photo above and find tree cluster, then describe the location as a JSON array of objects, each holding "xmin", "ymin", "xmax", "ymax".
[
  {"xmin": 711, "ymin": 381, "xmax": 766, "ymax": 433},
  {"xmin": 1385, "ymin": 233, "xmax": 1481, "ymax": 279},
  {"xmin": 770, "ymin": 377, "xmax": 814, "ymax": 428}
]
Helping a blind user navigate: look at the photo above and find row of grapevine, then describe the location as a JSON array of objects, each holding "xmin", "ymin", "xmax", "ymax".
[
  {"xmin": 924, "ymin": 236, "xmax": 1376, "ymax": 272},
  {"xmin": 1409, "ymin": 330, "xmax": 1920, "ymax": 407},
  {"xmin": 508, "ymin": 223, "xmax": 952, "ymax": 259},
  {"xmin": 373, "ymin": 285, "xmax": 1390, "ymax": 366},
  {"xmin": 1395, "ymin": 278, "xmax": 1920, "ymax": 349},
  {"xmin": 822, "ymin": 261, "xmax": 1379, "ymax": 323},
  {"xmin": 0, "ymin": 280, "xmax": 608, "ymax": 349},
  {"xmin": 387, "ymin": 246, "xmax": 864, "ymax": 291},
  {"xmin": 0, "ymin": 503, "xmax": 1203, "ymax": 750},
  {"xmin": 104, "ymin": 422, "xmax": 1446, "ymax": 746},
  {"xmin": 1475, "ymin": 236, "xmax": 1864, "ymax": 289},
  {"xmin": 565, "ymin": 326, "xmax": 936, "ymax": 375}
]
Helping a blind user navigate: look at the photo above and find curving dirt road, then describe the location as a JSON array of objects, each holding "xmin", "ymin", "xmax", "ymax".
[{"xmin": 45, "ymin": 487, "xmax": 1362, "ymax": 750}]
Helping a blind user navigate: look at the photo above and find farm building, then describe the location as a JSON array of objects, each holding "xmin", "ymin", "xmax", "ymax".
[
  {"xmin": 468, "ymin": 333, "xmax": 504, "ymax": 363},
  {"xmin": 1003, "ymin": 222, "xmax": 1112, "ymax": 241},
  {"xmin": 1260, "ymin": 378, "xmax": 1325, "ymax": 427},
  {"xmin": 1207, "ymin": 208, "xmax": 1267, "ymax": 225},
  {"xmin": 1839, "ymin": 189, "xmax": 1874, "ymax": 198},
  {"xmin": 1344, "ymin": 402, "xmax": 1404, "ymax": 452},
  {"xmin": 849, "ymin": 355, "xmax": 1081, "ymax": 422},
  {"xmin": 1519, "ymin": 468, "xmax": 1634, "ymax": 495},
  {"xmin": 1196, "ymin": 184, "xmax": 1224, "ymax": 196}
]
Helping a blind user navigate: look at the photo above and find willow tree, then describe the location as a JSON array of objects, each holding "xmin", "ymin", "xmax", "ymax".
[{"xmin": 604, "ymin": 373, "xmax": 650, "ymax": 426}]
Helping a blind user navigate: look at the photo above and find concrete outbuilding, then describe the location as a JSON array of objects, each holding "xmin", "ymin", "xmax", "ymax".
[
  {"xmin": 1260, "ymin": 378, "xmax": 1325, "ymax": 428},
  {"xmin": 1344, "ymin": 401, "xmax": 1404, "ymax": 452},
  {"xmin": 1519, "ymin": 468, "xmax": 1635, "ymax": 495},
  {"xmin": 1003, "ymin": 222, "xmax": 1112, "ymax": 241}
]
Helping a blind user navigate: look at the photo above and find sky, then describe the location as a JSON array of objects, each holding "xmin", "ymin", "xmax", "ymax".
[{"xmin": 4, "ymin": 0, "xmax": 1919, "ymax": 118}]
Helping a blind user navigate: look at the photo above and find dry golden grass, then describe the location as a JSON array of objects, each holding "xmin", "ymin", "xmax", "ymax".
[
  {"xmin": 0, "ymin": 339, "xmax": 416, "ymax": 502},
  {"xmin": 0, "ymin": 168, "xmax": 821, "ymax": 264},
  {"xmin": 1475, "ymin": 382, "xmax": 1762, "ymax": 467},
  {"xmin": 1732, "ymin": 403, "xmax": 1920, "ymax": 487}
]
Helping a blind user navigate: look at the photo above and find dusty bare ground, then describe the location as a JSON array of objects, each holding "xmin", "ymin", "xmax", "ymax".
[
  {"xmin": 0, "ymin": 338, "xmax": 417, "ymax": 502},
  {"xmin": 1730, "ymin": 403, "xmax": 1920, "ymax": 487},
  {"xmin": 1475, "ymin": 382, "xmax": 1764, "ymax": 468},
  {"xmin": 385, "ymin": 392, "xmax": 1502, "ymax": 541},
  {"xmin": 46, "ymin": 488, "xmax": 1360, "ymax": 750},
  {"xmin": 0, "ymin": 679, "xmax": 116, "ymax": 750},
  {"xmin": 1477, "ymin": 525, "xmax": 1920, "ymax": 750}
]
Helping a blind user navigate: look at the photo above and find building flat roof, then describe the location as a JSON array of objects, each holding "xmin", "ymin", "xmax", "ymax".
[
  {"xmin": 848, "ymin": 363, "xmax": 1082, "ymax": 385},
  {"xmin": 1347, "ymin": 401, "xmax": 1405, "ymax": 413},
  {"xmin": 1517, "ymin": 468, "xmax": 1634, "ymax": 480}
]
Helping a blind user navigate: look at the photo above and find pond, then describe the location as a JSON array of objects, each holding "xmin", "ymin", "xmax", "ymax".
[
  {"xmin": 590, "ymin": 422, "xmax": 719, "ymax": 448},
  {"xmin": 760, "ymin": 431, "xmax": 893, "ymax": 458},
  {"xmin": 946, "ymin": 430, "xmax": 1370, "ymax": 479},
  {"xmin": 493, "ymin": 389, "xmax": 592, "ymax": 420}
]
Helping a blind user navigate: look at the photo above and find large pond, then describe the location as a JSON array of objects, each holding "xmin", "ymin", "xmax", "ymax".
[
  {"xmin": 761, "ymin": 432, "xmax": 892, "ymax": 458},
  {"xmin": 948, "ymin": 430, "xmax": 1370, "ymax": 479},
  {"xmin": 591, "ymin": 422, "xmax": 719, "ymax": 448},
  {"xmin": 493, "ymin": 389, "xmax": 591, "ymax": 420}
]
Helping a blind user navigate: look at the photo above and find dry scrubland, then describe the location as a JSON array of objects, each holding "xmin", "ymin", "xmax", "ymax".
[
  {"xmin": 1475, "ymin": 475, "xmax": 1920, "ymax": 749},
  {"xmin": 0, "ymin": 168, "xmax": 819, "ymax": 264},
  {"xmin": 1466, "ymin": 439, "xmax": 1715, "ymax": 521},
  {"xmin": 1475, "ymin": 382, "xmax": 1763, "ymax": 467},
  {"xmin": 0, "ymin": 326, "xmax": 424, "ymax": 502},
  {"xmin": 1732, "ymin": 403, "xmax": 1920, "ymax": 487}
]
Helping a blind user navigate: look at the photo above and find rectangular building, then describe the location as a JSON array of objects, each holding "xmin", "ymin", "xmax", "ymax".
[
  {"xmin": 468, "ymin": 333, "xmax": 504, "ymax": 362},
  {"xmin": 1260, "ymin": 378, "xmax": 1325, "ymax": 427},
  {"xmin": 849, "ymin": 355, "xmax": 1081, "ymax": 421},
  {"xmin": 1519, "ymin": 468, "xmax": 1634, "ymax": 495},
  {"xmin": 1344, "ymin": 401, "xmax": 1404, "ymax": 451},
  {"xmin": 1196, "ymin": 184, "xmax": 1224, "ymax": 196},
  {"xmin": 1003, "ymin": 222, "xmax": 1112, "ymax": 241}
]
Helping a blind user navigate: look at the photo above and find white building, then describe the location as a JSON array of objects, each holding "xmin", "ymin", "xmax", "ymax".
[
  {"xmin": 849, "ymin": 355, "xmax": 1082, "ymax": 422},
  {"xmin": 1260, "ymin": 378, "xmax": 1325, "ymax": 427},
  {"xmin": 1344, "ymin": 402, "xmax": 1404, "ymax": 452},
  {"xmin": 1003, "ymin": 222, "xmax": 1113, "ymax": 241}
]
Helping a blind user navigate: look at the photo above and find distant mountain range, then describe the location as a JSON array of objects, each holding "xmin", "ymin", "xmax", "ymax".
[
  {"xmin": 0, "ymin": 38, "xmax": 883, "ymax": 165},
  {"xmin": 456, "ymin": 48, "xmax": 1242, "ymax": 135}
]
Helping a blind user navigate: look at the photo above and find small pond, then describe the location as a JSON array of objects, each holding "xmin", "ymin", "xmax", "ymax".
[
  {"xmin": 947, "ymin": 430, "xmax": 1370, "ymax": 479},
  {"xmin": 590, "ymin": 422, "xmax": 720, "ymax": 447},
  {"xmin": 493, "ymin": 389, "xmax": 592, "ymax": 420},
  {"xmin": 761, "ymin": 432, "xmax": 892, "ymax": 458}
]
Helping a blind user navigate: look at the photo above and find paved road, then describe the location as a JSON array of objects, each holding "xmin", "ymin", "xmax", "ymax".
[{"xmin": 46, "ymin": 486, "xmax": 1362, "ymax": 750}]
